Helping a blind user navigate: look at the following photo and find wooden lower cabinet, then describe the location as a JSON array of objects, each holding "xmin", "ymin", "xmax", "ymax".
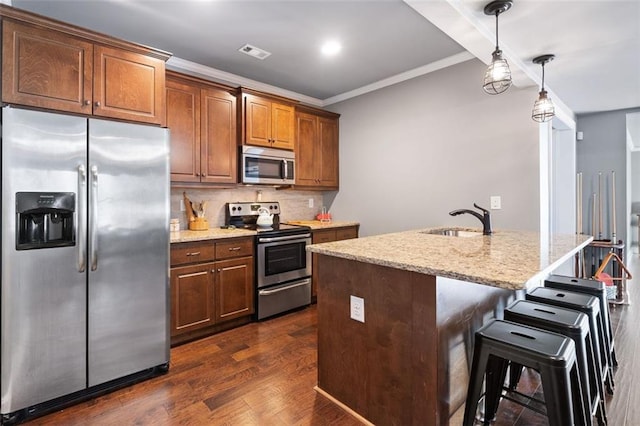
[
  {"xmin": 170, "ymin": 237, "xmax": 254, "ymax": 345},
  {"xmin": 215, "ymin": 257, "xmax": 254, "ymax": 322},
  {"xmin": 311, "ymin": 225, "xmax": 359, "ymax": 299},
  {"xmin": 171, "ymin": 262, "xmax": 216, "ymax": 334}
]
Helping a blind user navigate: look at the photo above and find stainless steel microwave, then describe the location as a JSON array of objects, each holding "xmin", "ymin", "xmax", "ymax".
[{"xmin": 241, "ymin": 146, "xmax": 295, "ymax": 185}]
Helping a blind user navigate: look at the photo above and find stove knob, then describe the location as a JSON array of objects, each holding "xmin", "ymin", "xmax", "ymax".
[
  {"xmin": 238, "ymin": 206, "xmax": 242, "ymax": 211},
  {"xmin": 231, "ymin": 207, "xmax": 236, "ymax": 212}
]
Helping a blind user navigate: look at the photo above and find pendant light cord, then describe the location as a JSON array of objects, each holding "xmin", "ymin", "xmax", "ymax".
[
  {"xmin": 540, "ymin": 63, "xmax": 546, "ymax": 91},
  {"xmin": 495, "ymin": 12, "xmax": 500, "ymax": 51}
]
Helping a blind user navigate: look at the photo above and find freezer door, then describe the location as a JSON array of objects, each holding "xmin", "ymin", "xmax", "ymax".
[
  {"xmin": 87, "ymin": 119, "xmax": 169, "ymax": 386},
  {"xmin": 1, "ymin": 107, "xmax": 87, "ymax": 413}
]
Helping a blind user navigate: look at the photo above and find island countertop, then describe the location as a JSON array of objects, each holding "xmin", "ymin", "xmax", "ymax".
[{"xmin": 307, "ymin": 227, "xmax": 593, "ymax": 290}]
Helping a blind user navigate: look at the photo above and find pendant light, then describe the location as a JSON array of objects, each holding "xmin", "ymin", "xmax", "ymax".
[
  {"xmin": 482, "ymin": 0, "xmax": 513, "ymax": 95},
  {"xmin": 531, "ymin": 54, "xmax": 555, "ymax": 123}
]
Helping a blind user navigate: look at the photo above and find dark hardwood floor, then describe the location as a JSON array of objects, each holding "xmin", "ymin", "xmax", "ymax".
[
  {"xmin": 23, "ymin": 256, "xmax": 640, "ymax": 425},
  {"xmin": 24, "ymin": 306, "xmax": 360, "ymax": 426}
]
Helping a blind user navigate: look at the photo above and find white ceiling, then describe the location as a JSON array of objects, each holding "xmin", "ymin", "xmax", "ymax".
[{"xmin": 8, "ymin": 0, "xmax": 640, "ymax": 117}]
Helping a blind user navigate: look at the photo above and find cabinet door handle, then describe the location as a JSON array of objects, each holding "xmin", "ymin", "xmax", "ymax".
[
  {"xmin": 228, "ymin": 247, "xmax": 241, "ymax": 251},
  {"xmin": 84, "ymin": 100, "xmax": 91, "ymax": 106},
  {"xmin": 94, "ymin": 101, "xmax": 101, "ymax": 107},
  {"xmin": 186, "ymin": 251, "xmax": 201, "ymax": 256},
  {"xmin": 195, "ymin": 173, "xmax": 200, "ymax": 177}
]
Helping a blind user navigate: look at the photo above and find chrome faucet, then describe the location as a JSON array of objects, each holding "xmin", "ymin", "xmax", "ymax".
[{"xmin": 449, "ymin": 203, "xmax": 492, "ymax": 235}]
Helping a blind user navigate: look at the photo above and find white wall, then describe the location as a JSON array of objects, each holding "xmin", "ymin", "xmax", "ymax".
[
  {"xmin": 550, "ymin": 127, "xmax": 578, "ymax": 275},
  {"xmin": 630, "ymin": 151, "xmax": 640, "ymax": 251},
  {"xmin": 325, "ymin": 59, "xmax": 541, "ymax": 237}
]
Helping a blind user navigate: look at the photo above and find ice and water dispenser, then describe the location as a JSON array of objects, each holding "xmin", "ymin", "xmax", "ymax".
[{"xmin": 15, "ymin": 192, "xmax": 75, "ymax": 250}]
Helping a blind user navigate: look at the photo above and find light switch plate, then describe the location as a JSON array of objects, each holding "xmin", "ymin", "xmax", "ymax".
[
  {"xmin": 490, "ymin": 196, "xmax": 501, "ymax": 210},
  {"xmin": 308, "ymin": 198, "xmax": 314, "ymax": 208},
  {"xmin": 350, "ymin": 295, "xmax": 365, "ymax": 323}
]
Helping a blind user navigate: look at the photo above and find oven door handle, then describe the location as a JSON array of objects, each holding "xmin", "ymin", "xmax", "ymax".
[
  {"xmin": 258, "ymin": 233, "xmax": 311, "ymax": 243},
  {"xmin": 259, "ymin": 279, "xmax": 311, "ymax": 296}
]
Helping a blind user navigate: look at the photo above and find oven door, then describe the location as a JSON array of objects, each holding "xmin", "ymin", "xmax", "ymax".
[{"xmin": 256, "ymin": 234, "xmax": 311, "ymax": 288}]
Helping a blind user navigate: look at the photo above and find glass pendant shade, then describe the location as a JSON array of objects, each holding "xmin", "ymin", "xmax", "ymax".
[
  {"xmin": 483, "ymin": 49, "xmax": 512, "ymax": 95},
  {"xmin": 532, "ymin": 89, "xmax": 554, "ymax": 122},
  {"xmin": 531, "ymin": 54, "xmax": 556, "ymax": 123}
]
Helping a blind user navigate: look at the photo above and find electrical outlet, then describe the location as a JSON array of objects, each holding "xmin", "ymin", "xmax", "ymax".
[
  {"xmin": 490, "ymin": 196, "xmax": 501, "ymax": 210},
  {"xmin": 350, "ymin": 295, "xmax": 365, "ymax": 323},
  {"xmin": 180, "ymin": 199, "xmax": 186, "ymax": 211},
  {"xmin": 308, "ymin": 198, "xmax": 314, "ymax": 208}
]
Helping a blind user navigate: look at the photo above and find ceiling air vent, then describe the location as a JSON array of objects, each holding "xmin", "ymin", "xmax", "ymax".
[{"xmin": 238, "ymin": 44, "xmax": 271, "ymax": 60}]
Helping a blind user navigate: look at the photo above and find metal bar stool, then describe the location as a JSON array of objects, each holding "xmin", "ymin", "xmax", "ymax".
[
  {"xmin": 505, "ymin": 300, "xmax": 607, "ymax": 426},
  {"xmin": 545, "ymin": 274, "xmax": 618, "ymax": 367},
  {"xmin": 526, "ymin": 286, "xmax": 614, "ymax": 395},
  {"xmin": 463, "ymin": 319, "xmax": 586, "ymax": 426}
]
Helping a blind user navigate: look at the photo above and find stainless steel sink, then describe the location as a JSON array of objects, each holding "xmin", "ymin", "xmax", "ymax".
[{"xmin": 422, "ymin": 228, "xmax": 484, "ymax": 237}]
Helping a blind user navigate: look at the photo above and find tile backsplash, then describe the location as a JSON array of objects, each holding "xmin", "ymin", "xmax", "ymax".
[{"xmin": 171, "ymin": 187, "xmax": 324, "ymax": 230}]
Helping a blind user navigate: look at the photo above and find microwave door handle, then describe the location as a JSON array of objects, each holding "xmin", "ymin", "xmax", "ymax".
[{"xmin": 281, "ymin": 159, "xmax": 287, "ymax": 180}]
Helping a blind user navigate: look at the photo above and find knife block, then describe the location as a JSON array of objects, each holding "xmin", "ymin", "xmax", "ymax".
[{"xmin": 189, "ymin": 217, "xmax": 209, "ymax": 231}]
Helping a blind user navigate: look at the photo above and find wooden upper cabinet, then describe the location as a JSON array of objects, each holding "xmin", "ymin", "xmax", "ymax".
[
  {"xmin": 242, "ymin": 93, "xmax": 295, "ymax": 150},
  {"xmin": 93, "ymin": 45, "xmax": 165, "ymax": 124},
  {"xmin": 165, "ymin": 72, "xmax": 238, "ymax": 185},
  {"xmin": 271, "ymin": 102, "xmax": 295, "ymax": 150},
  {"xmin": 2, "ymin": 20, "xmax": 93, "ymax": 114},
  {"xmin": 1, "ymin": 11, "xmax": 168, "ymax": 125},
  {"xmin": 295, "ymin": 112, "xmax": 319, "ymax": 186},
  {"xmin": 200, "ymin": 87, "xmax": 237, "ymax": 184},
  {"xmin": 318, "ymin": 116, "xmax": 339, "ymax": 187},
  {"xmin": 166, "ymin": 78, "xmax": 200, "ymax": 182},
  {"xmin": 295, "ymin": 108, "xmax": 339, "ymax": 189},
  {"xmin": 244, "ymin": 95, "xmax": 271, "ymax": 146}
]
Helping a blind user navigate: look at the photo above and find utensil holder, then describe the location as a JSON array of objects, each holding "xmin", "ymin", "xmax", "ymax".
[{"xmin": 189, "ymin": 217, "xmax": 209, "ymax": 231}]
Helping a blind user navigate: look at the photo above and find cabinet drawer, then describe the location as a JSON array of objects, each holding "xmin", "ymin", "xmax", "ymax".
[
  {"xmin": 336, "ymin": 227, "xmax": 358, "ymax": 241},
  {"xmin": 215, "ymin": 238, "xmax": 254, "ymax": 260},
  {"xmin": 313, "ymin": 229, "xmax": 337, "ymax": 244},
  {"xmin": 171, "ymin": 241, "xmax": 216, "ymax": 266}
]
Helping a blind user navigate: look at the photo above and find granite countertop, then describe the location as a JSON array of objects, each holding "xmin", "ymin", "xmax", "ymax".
[
  {"xmin": 285, "ymin": 220, "xmax": 360, "ymax": 230},
  {"xmin": 307, "ymin": 227, "xmax": 593, "ymax": 290},
  {"xmin": 170, "ymin": 228, "xmax": 256, "ymax": 243}
]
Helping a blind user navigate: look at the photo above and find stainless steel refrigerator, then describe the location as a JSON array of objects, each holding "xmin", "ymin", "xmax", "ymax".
[{"xmin": 1, "ymin": 107, "xmax": 170, "ymax": 423}]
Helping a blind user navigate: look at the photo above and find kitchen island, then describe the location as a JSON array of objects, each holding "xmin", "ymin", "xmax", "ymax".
[{"xmin": 307, "ymin": 228, "xmax": 592, "ymax": 425}]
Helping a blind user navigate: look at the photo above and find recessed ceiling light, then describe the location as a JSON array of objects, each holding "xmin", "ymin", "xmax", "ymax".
[
  {"xmin": 321, "ymin": 40, "xmax": 341, "ymax": 56},
  {"xmin": 238, "ymin": 44, "xmax": 271, "ymax": 60}
]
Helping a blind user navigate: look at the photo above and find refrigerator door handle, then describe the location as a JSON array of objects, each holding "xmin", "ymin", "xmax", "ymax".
[
  {"xmin": 77, "ymin": 164, "xmax": 87, "ymax": 272},
  {"xmin": 90, "ymin": 164, "xmax": 99, "ymax": 271}
]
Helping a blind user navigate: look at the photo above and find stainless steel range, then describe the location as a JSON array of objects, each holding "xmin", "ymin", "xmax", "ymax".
[{"xmin": 226, "ymin": 202, "xmax": 312, "ymax": 320}]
